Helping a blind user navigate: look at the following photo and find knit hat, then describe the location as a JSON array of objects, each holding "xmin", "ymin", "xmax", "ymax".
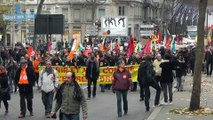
[{"xmin": 117, "ymin": 59, "xmax": 124, "ymax": 66}]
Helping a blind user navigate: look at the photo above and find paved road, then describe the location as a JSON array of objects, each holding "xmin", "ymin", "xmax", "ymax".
[{"xmin": 0, "ymin": 86, "xmax": 157, "ymax": 120}]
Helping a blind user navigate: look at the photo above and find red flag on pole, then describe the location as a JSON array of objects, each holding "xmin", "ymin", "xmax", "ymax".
[
  {"xmin": 139, "ymin": 38, "xmax": 151, "ymax": 57},
  {"xmin": 126, "ymin": 35, "xmax": 135, "ymax": 56},
  {"xmin": 156, "ymin": 31, "xmax": 162, "ymax": 44}
]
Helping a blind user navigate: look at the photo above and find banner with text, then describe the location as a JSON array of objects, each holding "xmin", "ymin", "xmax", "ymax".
[{"xmin": 39, "ymin": 65, "xmax": 139, "ymax": 84}]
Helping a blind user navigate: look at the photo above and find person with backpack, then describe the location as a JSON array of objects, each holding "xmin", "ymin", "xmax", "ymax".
[
  {"xmin": 138, "ymin": 55, "xmax": 161, "ymax": 112},
  {"xmin": 50, "ymin": 71, "xmax": 88, "ymax": 120},
  {"xmin": 38, "ymin": 60, "xmax": 59, "ymax": 118}
]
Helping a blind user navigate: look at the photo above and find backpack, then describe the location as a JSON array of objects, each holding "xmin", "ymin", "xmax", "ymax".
[{"xmin": 145, "ymin": 63, "xmax": 155, "ymax": 82}]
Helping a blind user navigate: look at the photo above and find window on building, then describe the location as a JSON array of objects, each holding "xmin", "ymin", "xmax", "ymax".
[
  {"xmin": 30, "ymin": 9, "xmax": 34, "ymax": 14},
  {"xmin": 86, "ymin": 9, "xmax": 92, "ymax": 22},
  {"xmin": 74, "ymin": 9, "xmax": 80, "ymax": 22},
  {"xmin": 98, "ymin": 8, "xmax": 105, "ymax": 18},
  {"xmin": 128, "ymin": 27, "xmax": 131, "ymax": 36},
  {"xmin": 22, "ymin": 9, "xmax": 26, "ymax": 14},
  {"xmin": 62, "ymin": 8, "xmax": 68, "ymax": 21},
  {"xmin": 119, "ymin": 6, "xmax": 125, "ymax": 16}
]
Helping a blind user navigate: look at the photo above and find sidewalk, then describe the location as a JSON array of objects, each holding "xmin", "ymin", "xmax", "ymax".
[{"xmin": 147, "ymin": 75, "xmax": 213, "ymax": 120}]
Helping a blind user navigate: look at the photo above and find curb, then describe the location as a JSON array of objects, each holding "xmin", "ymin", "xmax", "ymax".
[{"xmin": 147, "ymin": 83, "xmax": 177, "ymax": 120}]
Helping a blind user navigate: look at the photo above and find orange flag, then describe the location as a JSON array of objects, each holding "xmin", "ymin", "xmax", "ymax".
[{"xmin": 69, "ymin": 38, "xmax": 79, "ymax": 60}]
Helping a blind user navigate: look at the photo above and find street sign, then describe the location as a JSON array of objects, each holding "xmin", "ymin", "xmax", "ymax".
[
  {"xmin": 3, "ymin": 4, "xmax": 36, "ymax": 24},
  {"xmin": 3, "ymin": 14, "xmax": 36, "ymax": 21}
]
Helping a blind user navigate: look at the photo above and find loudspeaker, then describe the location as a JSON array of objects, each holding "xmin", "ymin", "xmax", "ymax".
[{"xmin": 35, "ymin": 14, "xmax": 64, "ymax": 34}]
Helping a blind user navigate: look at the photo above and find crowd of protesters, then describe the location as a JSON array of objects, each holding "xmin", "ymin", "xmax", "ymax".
[{"xmin": 0, "ymin": 38, "xmax": 210, "ymax": 119}]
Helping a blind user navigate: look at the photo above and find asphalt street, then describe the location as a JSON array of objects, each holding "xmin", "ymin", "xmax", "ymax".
[{"xmin": 0, "ymin": 85, "xmax": 157, "ymax": 120}]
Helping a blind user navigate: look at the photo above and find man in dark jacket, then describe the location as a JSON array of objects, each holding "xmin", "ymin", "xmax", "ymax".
[
  {"xmin": 160, "ymin": 54, "xmax": 175, "ymax": 105},
  {"xmin": 112, "ymin": 60, "xmax": 133, "ymax": 117},
  {"xmin": 15, "ymin": 57, "xmax": 35, "ymax": 118},
  {"xmin": 138, "ymin": 55, "xmax": 161, "ymax": 112},
  {"xmin": 85, "ymin": 52, "xmax": 100, "ymax": 99},
  {"xmin": 204, "ymin": 47, "xmax": 213, "ymax": 76}
]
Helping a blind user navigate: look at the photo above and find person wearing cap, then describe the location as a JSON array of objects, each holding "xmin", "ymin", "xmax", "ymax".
[
  {"xmin": 112, "ymin": 59, "xmax": 133, "ymax": 117},
  {"xmin": 15, "ymin": 57, "xmax": 35, "ymax": 118}
]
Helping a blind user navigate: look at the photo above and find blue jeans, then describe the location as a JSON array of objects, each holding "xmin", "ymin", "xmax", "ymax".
[
  {"xmin": 41, "ymin": 91, "xmax": 54, "ymax": 113},
  {"xmin": 162, "ymin": 82, "xmax": 173, "ymax": 102},
  {"xmin": 115, "ymin": 90, "xmax": 128, "ymax": 117},
  {"xmin": 62, "ymin": 113, "xmax": 79, "ymax": 120},
  {"xmin": 8, "ymin": 76, "xmax": 16, "ymax": 93}
]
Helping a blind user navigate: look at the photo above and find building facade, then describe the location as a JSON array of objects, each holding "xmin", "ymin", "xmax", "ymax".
[{"xmin": 3, "ymin": 0, "xmax": 163, "ymax": 47}]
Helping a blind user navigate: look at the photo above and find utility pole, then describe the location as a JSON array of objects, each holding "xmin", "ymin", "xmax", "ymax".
[{"xmin": 33, "ymin": 0, "xmax": 45, "ymax": 50}]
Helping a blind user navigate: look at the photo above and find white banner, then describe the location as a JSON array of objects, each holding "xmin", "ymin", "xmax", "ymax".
[{"xmin": 101, "ymin": 16, "xmax": 128, "ymax": 36}]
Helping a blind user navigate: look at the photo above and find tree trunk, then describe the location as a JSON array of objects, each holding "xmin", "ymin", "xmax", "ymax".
[
  {"xmin": 33, "ymin": 0, "xmax": 45, "ymax": 50},
  {"xmin": 189, "ymin": 0, "xmax": 207, "ymax": 111}
]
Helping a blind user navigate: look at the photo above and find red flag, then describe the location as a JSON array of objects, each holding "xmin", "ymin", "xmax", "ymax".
[
  {"xmin": 165, "ymin": 37, "xmax": 171, "ymax": 49},
  {"xmin": 26, "ymin": 46, "xmax": 36, "ymax": 58},
  {"xmin": 83, "ymin": 47, "xmax": 92, "ymax": 57},
  {"xmin": 126, "ymin": 35, "xmax": 135, "ymax": 56},
  {"xmin": 139, "ymin": 38, "xmax": 151, "ymax": 57},
  {"xmin": 156, "ymin": 31, "xmax": 162, "ymax": 44}
]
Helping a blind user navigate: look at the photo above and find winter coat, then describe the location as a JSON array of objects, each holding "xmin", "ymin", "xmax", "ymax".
[
  {"xmin": 160, "ymin": 60, "xmax": 175, "ymax": 83},
  {"xmin": 0, "ymin": 73, "xmax": 10, "ymax": 101},
  {"xmin": 175, "ymin": 60, "xmax": 187, "ymax": 77},
  {"xmin": 112, "ymin": 68, "xmax": 132, "ymax": 91},
  {"xmin": 14, "ymin": 66, "xmax": 35, "ymax": 94},
  {"xmin": 137, "ymin": 61, "xmax": 155, "ymax": 86},
  {"xmin": 85, "ymin": 58, "xmax": 100, "ymax": 81}
]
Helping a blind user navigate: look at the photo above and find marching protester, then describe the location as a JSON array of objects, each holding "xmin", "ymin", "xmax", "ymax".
[
  {"xmin": 204, "ymin": 46, "xmax": 213, "ymax": 77},
  {"xmin": 138, "ymin": 55, "xmax": 161, "ymax": 112},
  {"xmin": 5, "ymin": 56, "xmax": 18, "ymax": 93},
  {"xmin": 137, "ymin": 56, "xmax": 145, "ymax": 101},
  {"xmin": 50, "ymin": 71, "xmax": 88, "ymax": 120},
  {"xmin": 0, "ymin": 66, "xmax": 10, "ymax": 115},
  {"xmin": 38, "ymin": 60, "xmax": 59, "ymax": 118},
  {"xmin": 128, "ymin": 53, "xmax": 138, "ymax": 92},
  {"xmin": 99, "ymin": 54, "xmax": 110, "ymax": 92},
  {"xmin": 15, "ymin": 57, "xmax": 35, "ymax": 118},
  {"xmin": 85, "ymin": 52, "xmax": 100, "ymax": 99},
  {"xmin": 112, "ymin": 59, "xmax": 133, "ymax": 117},
  {"xmin": 153, "ymin": 54, "xmax": 163, "ymax": 88},
  {"xmin": 33, "ymin": 55, "xmax": 40, "ymax": 88},
  {"xmin": 160, "ymin": 54, "xmax": 175, "ymax": 105},
  {"xmin": 175, "ymin": 55, "xmax": 187, "ymax": 91}
]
